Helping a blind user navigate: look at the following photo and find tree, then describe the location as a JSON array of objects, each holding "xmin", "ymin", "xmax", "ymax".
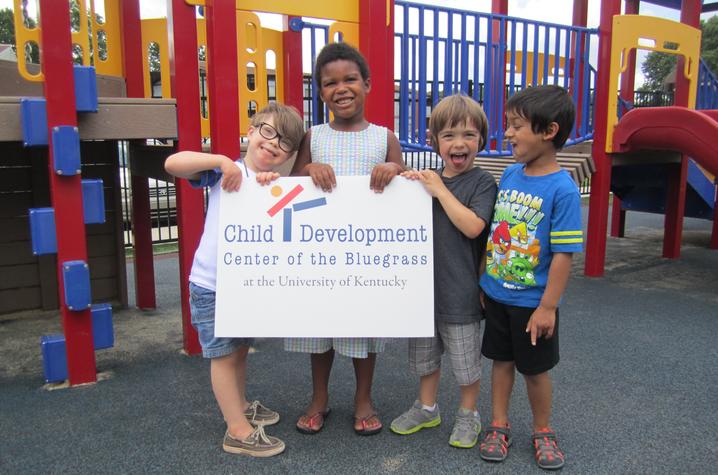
[
  {"xmin": 701, "ymin": 15, "xmax": 718, "ymax": 75},
  {"xmin": 640, "ymin": 50, "xmax": 677, "ymax": 90},
  {"xmin": 641, "ymin": 16, "xmax": 718, "ymax": 90}
]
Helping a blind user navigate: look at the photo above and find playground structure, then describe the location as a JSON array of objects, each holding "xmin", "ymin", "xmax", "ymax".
[
  {"xmin": 585, "ymin": 0, "xmax": 718, "ymax": 276},
  {"xmin": 0, "ymin": 0, "xmax": 715, "ymax": 386}
]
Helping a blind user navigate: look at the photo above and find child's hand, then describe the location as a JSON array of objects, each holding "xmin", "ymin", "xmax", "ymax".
[
  {"xmin": 414, "ymin": 169, "xmax": 447, "ymax": 198},
  {"xmin": 526, "ymin": 305, "xmax": 557, "ymax": 346},
  {"xmin": 401, "ymin": 169, "xmax": 421, "ymax": 180},
  {"xmin": 255, "ymin": 171, "xmax": 280, "ymax": 186},
  {"xmin": 370, "ymin": 163, "xmax": 403, "ymax": 193},
  {"xmin": 219, "ymin": 157, "xmax": 243, "ymax": 192},
  {"xmin": 307, "ymin": 163, "xmax": 336, "ymax": 192}
]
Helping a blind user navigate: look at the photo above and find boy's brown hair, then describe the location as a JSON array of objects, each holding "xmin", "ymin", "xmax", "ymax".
[
  {"xmin": 250, "ymin": 102, "xmax": 305, "ymax": 153},
  {"xmin": 429, "ymin": 95, "xmax": 488, "ymax": 153}
]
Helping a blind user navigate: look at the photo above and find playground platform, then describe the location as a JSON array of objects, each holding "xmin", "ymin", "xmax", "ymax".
[{"xmin": 1, "ymin": 206, "xmax": 716, "ymax": 474}]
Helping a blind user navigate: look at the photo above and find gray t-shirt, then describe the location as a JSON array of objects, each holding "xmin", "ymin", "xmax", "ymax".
[{"xmin": 433, "ymin": 166, "xmax": 497, "ymax": 324}]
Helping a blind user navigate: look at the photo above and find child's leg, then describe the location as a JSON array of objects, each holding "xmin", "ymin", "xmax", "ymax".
[
  {"xmin": 419, "ymin": 369, "xmax": 441, "ymax": 406},
  {"xmin": 459, "ymin": 379, "xmax": 481, "ymax": 412},
  {"xmin": 490, "ymin": 360, "xmax": 515, "ymax": 426},
  {"xmin": 353, "ymin": 353, "xmax": 381, "ymax": 431},
  {"xmin": 236, "ymin": 350, "xmax": 248, "ymax": 410},
  {"xmin": 211, "ymin": 347, "xmax": 253, "ymax": 439},
  {"xmin": 308, "ymin": 349, "xmax": 334, "ymax": 412},
  {"xmin": 389, "ymin": 337, "xmax": 442, "ymax": 436},
  {"xmin": 523, "ymin": 371, "xmax": 552, "ymax": 430},
  {"xmin": 296, "ymin": 349, "xmax": 334, "ymax": 432}
]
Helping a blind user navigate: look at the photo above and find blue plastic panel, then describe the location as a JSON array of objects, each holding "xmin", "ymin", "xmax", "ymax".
[
  {"xmin": 62, "ymin": 260, "xmax": 91, "ymax": 311},
  {"xmin": 28, "ymin": 208, "xmax": 57, "ymax": 255},
  {"xmin": 40, "ymin": 334, "xmax": 67, "ymax": 383},
  {"xmin": 20, "ymin": 98, "xmax": 48, "ymax": 146},
  {"xmin": 82, "ymin": 179, "xmax": 105, "ymax": 224},
  {"xmin": 52, "ymin": 126, "xmax": 81, "ymax": 176},
  {"xmin": 91, "ymin": 303, "xmax": 114, "ymax": 350},
  {"xmin": 74, "ymin": 66, "xmax": 98, "ymax": 112}
]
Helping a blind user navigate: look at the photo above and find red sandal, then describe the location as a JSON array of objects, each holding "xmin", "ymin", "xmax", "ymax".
[
  {"xmin": 296, "ymin": 408, "xmax": 331, "ymax": 435},
  {"xmin": 354, "ymin": 413, "xmax": 383, "ymax": 436}
]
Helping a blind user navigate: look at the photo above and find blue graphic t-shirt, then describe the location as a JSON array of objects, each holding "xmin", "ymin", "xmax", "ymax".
[{"xmin": 480, "ymin": 163, "xmax": 583, "ymax": 308}]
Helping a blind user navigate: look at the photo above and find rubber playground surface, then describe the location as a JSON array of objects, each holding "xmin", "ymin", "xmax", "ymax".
[{"xmin": 1, "ymin": 208, "xmax": 717, "ymax": 474}]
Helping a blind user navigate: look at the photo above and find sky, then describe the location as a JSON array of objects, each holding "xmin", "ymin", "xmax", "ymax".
[{"xmin": 2, "ymin": 0, "xmax": 715, "ymax": 85}]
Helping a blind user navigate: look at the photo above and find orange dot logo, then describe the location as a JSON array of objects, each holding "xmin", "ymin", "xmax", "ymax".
[{"xmin": 271, "ymin": 185, "xmax": 283, "ymax": 197}]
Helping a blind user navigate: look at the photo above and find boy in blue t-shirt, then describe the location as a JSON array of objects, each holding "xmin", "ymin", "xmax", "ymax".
[{"xmin": 478, "ymin": 85, "xmax": 583, "ymax": 470}]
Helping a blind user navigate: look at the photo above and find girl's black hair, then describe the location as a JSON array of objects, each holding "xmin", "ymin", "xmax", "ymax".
[{"xmin": 314, "ymin": 42, "xmax": 370, "ymax": 89}]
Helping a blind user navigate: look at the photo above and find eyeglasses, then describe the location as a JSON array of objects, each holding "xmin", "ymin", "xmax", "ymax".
[{"xmin": 257, "ymin": 122, "xmax": 294, "ymax": 153}]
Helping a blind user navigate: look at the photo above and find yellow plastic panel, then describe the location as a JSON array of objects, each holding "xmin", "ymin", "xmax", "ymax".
[
  {"xmin": 605, "ymin": 15, "xmax": 701, "ymax": 152},
  {"xmin": 328, "ymin": 21, "xmax": 359, "ymax": 49},
  {"xmin": 507, "ymin": 51, "xmax": 566, "ymax": 85},
  {"xmin": 197, "ymin": 20, "xmax": 210, "ymax": 138},
  {"xmin": 236, "ymin": 11, "xmax": 285, "ymax": 134},
  {"xmin": 140, "ymin": 19, "xmax": 172, "ymax": 99},
  {"xmin": 90, "ymin": 0, "xmax": 124, "ymax": 77},
  {"xmin": 71, "ymin": 0, "xmax": 92, "ymax": 67},
  {"xmin": 13, "ymin": 0, "xmax": 42, "ymax": 81},
  {"xmin": 13, "ymin": 0, "xmax": 123, "ymax": 82},
  {"xmin": 238, "ymin": 0, "xmax": 358, "ymax": 22},
  {"xmin": 187, "ymin": 0, "xmax": 359, "ymax": 22}
]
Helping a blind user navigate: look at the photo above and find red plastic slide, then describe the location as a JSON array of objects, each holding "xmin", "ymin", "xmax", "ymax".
[{"xmin": 612, "ymin": 106, "xmax": 718, "ymax": 177}]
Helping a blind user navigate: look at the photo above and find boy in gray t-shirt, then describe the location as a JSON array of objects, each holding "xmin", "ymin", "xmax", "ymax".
[{"xmin": 391, "ymin": 95, "xmax": 497, "ymax": 448}]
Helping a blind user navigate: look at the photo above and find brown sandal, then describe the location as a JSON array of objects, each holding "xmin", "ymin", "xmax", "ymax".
[
  {"xmin": 354, "ymin": 413, "xmax": 383, "ymax": 436},
  {"xmin": 296, "ymin": 408, "xmax": 331, "ymax": 434}
]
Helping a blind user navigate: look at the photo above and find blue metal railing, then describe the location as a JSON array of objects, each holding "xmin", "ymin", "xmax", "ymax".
[
  {"xmin": 697, "ymin": 58, "xmax": 718, "ymax": 110},
  {"xmin": 298, "ymin": 3, "xmax": 597, "ymax": 156},
  {"xmin": 394, "ymin": 1, "xmax": 598, "ymax": 155}
]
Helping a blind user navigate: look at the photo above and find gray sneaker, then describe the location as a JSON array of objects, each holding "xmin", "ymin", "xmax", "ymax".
[
  {"xmin": 449, "ymin": 408, "xmax": 481, "ymax": 448},
  {"xmin": 222, "ymin": 426, "xmax": 285, "ymax": 457},
  {"xmin": 244, "ymin": 400, "xmax": 280, "ymax": 426},
  {"xmin": 390, "ymin": 400, "xmax": 441, "ymax": 435}
]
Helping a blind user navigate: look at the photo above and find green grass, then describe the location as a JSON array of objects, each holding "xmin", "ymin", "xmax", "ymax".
[{"xmin": 125, "ymin": 242, "xmax": 178, "ymax": 259}]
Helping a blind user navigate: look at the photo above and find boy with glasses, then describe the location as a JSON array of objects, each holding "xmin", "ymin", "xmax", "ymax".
[{"xmin": 165, "ymin": 103, "xmax": 304, "ymax": 456}]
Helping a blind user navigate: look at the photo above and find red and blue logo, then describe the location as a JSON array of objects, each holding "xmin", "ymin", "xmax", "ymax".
[{"xmin": 266, "ymin": 184, "xmax": 327, "ymax": 242}]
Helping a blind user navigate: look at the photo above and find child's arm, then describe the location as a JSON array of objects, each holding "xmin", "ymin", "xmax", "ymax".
[
  {"xmin": 164, "ymin": 151, "xmax": 243, "ymax": 191},
  {"xmin": 404, "ymin": 169, "xmax": 486, "ymax": 238},
  {"xmin": 370, "ymin": 132, "xmax": 405, "ymax": 192},
  {"xmin": 291, "ymin": 129, "xmax": 336, "ymax": 192},
  {"xmin": 526, "ymin": 252, "xmax": 573, "ymax": 346}
]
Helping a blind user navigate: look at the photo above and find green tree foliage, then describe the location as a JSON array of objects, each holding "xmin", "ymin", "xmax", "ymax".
[
  {"xmin": 701, "ymin": 16, "xmax": 718, "ymax": 75},
  {"xmin": 641, "ymin": 16, "xmax": 718, "ymax": 90},
  {"xmin": 148, "ymin": 42, "xmax": 161, "ymax": 72}
]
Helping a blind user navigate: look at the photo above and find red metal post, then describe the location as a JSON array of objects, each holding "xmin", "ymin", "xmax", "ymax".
[
  {"xmin": 283, "ymin": 16, "xmax": 304, "ymax": 119},
  {"xmin": 120, "ymin": 0, "xmax": 156, "ymax": 309},
  {"xmin": 584, "ymin": 0, "xmax": 621, "ymax": 277},
  {"xmin": 610, "ymin": 0, "xmax": 639, "ymax": 239},
  {"xmin": 359, "ymin": 0, "xmax": 395, "ymax": 130},
  {"xmin": 205, "ymin": 0, "xmax": 241, "ymax": 157},
  {"xmin": 570, "ymin": 0, "xmax": 588, "ymax": 132},
  {"xmin": 39, "ymin": 0, "xmax": 96, "ymax": 384},
  {"xmin": 168, "ymin": 0, "xmax": 206, "ymax": 355},
  {"xmin": 662, "ymin": 0, "xmax": 701, "ymax": 258},
  {"xmin": 491, "ymin": 0, "xmax": 508, "ymax": 148}
]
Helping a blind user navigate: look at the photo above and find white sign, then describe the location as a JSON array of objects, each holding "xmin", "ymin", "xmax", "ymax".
[{"xmin": 215, "ymin": 176, "xmax": 434, "ymax": 337}]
